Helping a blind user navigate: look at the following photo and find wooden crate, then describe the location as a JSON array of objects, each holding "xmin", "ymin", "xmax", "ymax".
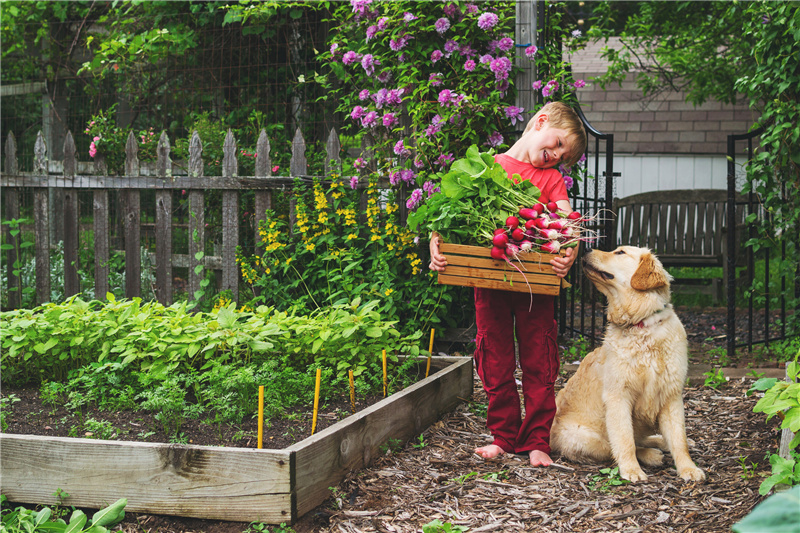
[
  {"xmin": 0, "ymin": 356, "xmax": 472, "ymax": 525},
  {"xmin": 438, "ymin": 243, "xmax": 568, "ymax": 296}
]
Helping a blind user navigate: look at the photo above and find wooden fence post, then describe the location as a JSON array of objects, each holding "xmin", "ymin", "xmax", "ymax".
[
  {"xmin": 123, "ymin": 133, "xmax": 141, "ymax": 299},
  {"xmin": 221, "ymin": 129, "xmax": 239, "ymax": 301},
  {"xmin": 4, "ymin": 132, "xmax": 21, "ymax": 309},
  {"xmin": 62, "ymin": 131, "xmax": 80, "ymax": 299},
  {"xmin": 515, "ymin": 0, "xmax": 537, "ymax": 126},
  {"xmin": 92, "ymin": 134, "xmax": 113, "ymax": 301},
  {"xmin": 324, "ymin": 128, "xmax": 341, "ymax": 178},
  {"xmin": 33, "ymin": 131, "xmax": 51, "ymax": 305},
  {"xmin": 289, "ymin": 127, "xmax": 307, "ymax": 233},
  {"xmin": 254, "ymin": 129, "xmax": 273, "ymax": 232},
  {"xmin": 155, "ymin": 131, "xmax": 173, "ymax": 305},
  {"xmin": 188, "ymin": 130, "xmax": 205, "ymax": 307}
]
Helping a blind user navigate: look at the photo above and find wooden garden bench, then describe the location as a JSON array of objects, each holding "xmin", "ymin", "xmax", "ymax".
[{"xmin": 613, "ymin": 189, "xmax": 747, "ymax": 304}]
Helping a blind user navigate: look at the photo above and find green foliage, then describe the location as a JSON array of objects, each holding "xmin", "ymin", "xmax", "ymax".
[
  {"xmin": 0, "ymin": 394, "xmax": 21, "ymax": 432},
  {"xmin": 703, "ymin": 368, "xmax": 728, "ymax": 390},
  {"xmin": 239, "ymin": 173, "xmax": 466, "ymax": 336},
  {"xmin": 407, "ymin": 145, "xmax": 542, "ymax": 246},
  {"xmin": 0, "ymin": 218, "xmax": 35, "ymax": 302},
  {"xmin": 0, "ymin": 496, "xmax": 127, "ymax": 533},
  {"xmin": 422, "ymin": 519, "xmax": 469, "ymax": 533},
  {"xmin": 589, "ymin": 466, "xmax": 631, "ymax": 492},
  {"xmin": 748, "ymin": 352, "xmax": 800, "ymax": 494},
  {"xmin": 84, "ymin": 105, "xmax": 160, "ymax": 175},
  {"xmin": 589, "ymin": 1, "xmax": 800, "ymax": 333},
  {"xmin": 732, "ymin": 485, "xmax": 800, "ymax": 533},
  {"xmin": 379, "ymin": 437, "xmax": 404, "ymax": 455}
]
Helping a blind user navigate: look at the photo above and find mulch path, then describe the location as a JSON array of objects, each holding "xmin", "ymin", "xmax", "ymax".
[{"xmin": 2, "ymin": 306, "xmax": 790, "ymax": 532}]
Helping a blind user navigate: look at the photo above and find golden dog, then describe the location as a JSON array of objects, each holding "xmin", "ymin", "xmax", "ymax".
[{"xmin": 550, "ymin": 246, "xmax": 705, "ymax": 483}]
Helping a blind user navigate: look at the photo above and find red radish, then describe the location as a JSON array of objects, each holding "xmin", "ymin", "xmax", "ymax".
[
  {"xmin": 538, "ymin": 228, "xmax": 560, "ymax": 240},
  {"xmin": 493, "ymin": 227, "xmax": 507, "ymax": 236},
  {"xmin": 511, "ymin": 228, "xmax": 525, "ymax": 241},
  {"xmin": 541, "ymin": 240, "xmax": 561, "ymax": 253},
  {"xmin": 492, "ymin": 233, "xmax": 509, "ymax": 247},
  {"xmin": 546, "ymin": 201, "xmax": 558, "ymax": 212},
  {"xmin": 548, "ymin": 220, "xmax": 565, "ymax": 231},
  {"xmin": 561, "ymin": 226, "xmax": 577, "ymax": 237},
  {"xmin": 568, "ymin": 211, "xmax": 582, "ymax": 220},
  {"xmin": 519, "ymin": 240, "xmax": 533, "ymax": 252},
  {"xmin": 490, "ymin": 246, "xmax": 506, "ymax": 260},
  {"xmin": 506, "ymin": 243, "xmax": 520, "ymax": 257},
  {"xmin": 534, "ymin": 217, "xmax": 549, "ymax": 229},
  {"xmin": 532, "ymin": 203, "xmax": 545, "ymax": 214},
  {"xmin": 524, "ymin": 219, "xmax": 537, "ymax": 230},
  {"xmin": 518, "ymin": 208, "xmax": 538, "ymax": 220},
  {"xmin": 549, "ymin": 212, "xmax": 561, "ymax": 219},
  {"xmin": 506, "ymin": 215, "xmax": 520, "ymax": 229}
]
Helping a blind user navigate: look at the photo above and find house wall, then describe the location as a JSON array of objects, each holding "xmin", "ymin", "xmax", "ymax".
[{"xmin": 570, "ymin": 38, "xmax": 759, "ymax": 197}]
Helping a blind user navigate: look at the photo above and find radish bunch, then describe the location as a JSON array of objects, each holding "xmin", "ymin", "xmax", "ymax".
[{"xmin": 489, "ymin": 201, "xmax": 592, "ymax": 261}]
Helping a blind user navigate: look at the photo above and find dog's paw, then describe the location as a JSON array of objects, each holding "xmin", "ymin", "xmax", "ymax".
[
  {"xmin": 637, "ymin": 447, "xmax": 664, "ymax": 466},
  {"xmin": 679, "ymin": 465, "xmax": 706, "ymax": 483},
  {"xmin": 620, "ymin": 466, "xmax": 648, "ymax": 483}
]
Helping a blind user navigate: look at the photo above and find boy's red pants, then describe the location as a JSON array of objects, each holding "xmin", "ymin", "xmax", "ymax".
[{"xmin": 473, "ymin": 287, "xmax": 560, "ymax": 455}]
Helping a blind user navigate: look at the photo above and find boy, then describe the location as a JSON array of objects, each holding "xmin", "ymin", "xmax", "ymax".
[{"xmin": 429, "ymin": 101, "xmax": 587, "ymax": 467}]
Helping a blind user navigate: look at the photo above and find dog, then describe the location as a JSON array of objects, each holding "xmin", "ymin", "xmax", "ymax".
[{"xmin": 550, "ymin": 246, "xmax": 705, "ymax": 483}]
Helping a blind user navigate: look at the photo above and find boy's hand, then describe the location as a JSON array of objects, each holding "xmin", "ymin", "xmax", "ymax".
[
  {"xmin": 550, "ymin": 245, "xmax": 578, "ymax": 278},
  {"xmin": 429, "ymin": 232, "xmax": 447, "ymax": 272}
]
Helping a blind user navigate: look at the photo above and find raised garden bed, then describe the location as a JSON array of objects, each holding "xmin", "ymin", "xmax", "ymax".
[{"xmin": 0, "ymin": 355, "xmax": 472, "ymax": 525}]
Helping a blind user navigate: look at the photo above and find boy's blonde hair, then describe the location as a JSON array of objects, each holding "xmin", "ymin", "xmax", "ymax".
[{"xmin": 524, "ymin": 101, "xmax": 587, "ymax": 168}]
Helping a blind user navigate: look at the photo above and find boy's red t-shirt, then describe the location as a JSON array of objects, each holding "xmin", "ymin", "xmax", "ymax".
[{"xmin": 495, "ymin": 154, "xmax": 568, "ymax": 205}]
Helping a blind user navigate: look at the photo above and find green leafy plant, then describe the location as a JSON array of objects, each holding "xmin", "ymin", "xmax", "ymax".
[
  {"xmin": 0, "ymin": 394, "xmax": 20, "ymax": 431},
  {"xmin": 422, "ymin": 519, "xmax": 469, "ymax": 533},
  {"xmin": 0, "ymin": 218, "xmax": 35, "ymax": 302},
  {"xmin": 732, "ymin": 485, "xmax": 800, "ymax": 533},
  {"xmin": 379, "ymin": 437, "xmax": 403, "ymax": 455},
  {"xmin": 451, "ymin": 472, "xmax": 479, "ymax": 485},
  {"xmin": 738, "ymin": 455, "xmax": 760, "ymax": 481},
  {"xmin": 82, "ymin": 418, "xmax": 118, "ymax": 440},
  {"xmin": 481, "ymin": 469, "xmax": 509, "ymax": 482},
  {"xmin": 1, "ymin": 496, "xmax": 126, "ymax": 533},
  {"xmin": 703, "ymin": 368, "xmax": 728, "ymax": 389},
  {"xmin": 412, "ymin": 434, "xmax": 427, "ymax": 449},
  {"xmin": 748, "ymin": 352, "xmax": 800, "ymax": 494},
  {"xmin": 589, "ymin": 467, "xmax": 631, "ymax": 492}
]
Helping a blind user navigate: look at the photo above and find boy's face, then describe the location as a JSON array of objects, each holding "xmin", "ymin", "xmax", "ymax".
[{"xmin": 524, "ymin": 119, "xmax": 572, "ymax": 169}]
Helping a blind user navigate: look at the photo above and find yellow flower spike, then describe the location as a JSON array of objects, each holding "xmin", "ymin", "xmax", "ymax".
[{"xmin": 385, "ymin": 288, "xmax": 394, "ymax": 296}]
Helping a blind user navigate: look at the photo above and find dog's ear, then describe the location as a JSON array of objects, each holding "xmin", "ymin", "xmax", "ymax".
[{"xmin": 631, "ymin": 253, "xmax": 669, "ymax": 291}]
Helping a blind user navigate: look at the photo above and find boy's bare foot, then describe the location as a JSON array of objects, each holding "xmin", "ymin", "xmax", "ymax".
[
  {"xmin": 529, "ymin": 450, "xmax": 553, "ymax": 467},
  {"xmin": 475, "ymin": 444, "xmax": 505, "ymax": 459}
]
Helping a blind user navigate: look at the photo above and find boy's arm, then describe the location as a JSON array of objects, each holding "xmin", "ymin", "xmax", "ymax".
[
  {"xmin": 550, "ymin": 199, "xmax": 579, "ymax": 278},
  {"xmin": 429, "ymin": 231, "xmax": 447, "ymax": 272}
]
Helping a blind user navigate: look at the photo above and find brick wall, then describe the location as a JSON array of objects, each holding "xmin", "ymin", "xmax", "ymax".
[{"xmin": 569, "ymin": 38, "xmax": 760, "ymax": 155}]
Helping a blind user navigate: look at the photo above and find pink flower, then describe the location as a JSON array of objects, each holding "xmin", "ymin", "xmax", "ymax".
[
  {"xmin": 361, "ymin": 111, "xmax": 378, "ymax": 128},
  {"xmin": 477, "ymin": 12, "xmax": 499, "ymax": 30},
  {"xmin": 342, "ymin": 51, "xmax": 360, "ymax": 65},
  {"xmin": 350, "ymin": 176, "xmax": 359, "ymax": 189},
  {"xmin": 573, "ymin": 79, "xmax": 586, "ymax": 89},
  {"xmin": 525, "ymin": 45, "xmax": 538, "ymax": 59},
  {"xmin": 393, "ymin": 139, "xmax": 411, "ymax": 157},
  {"xmin": 272, "ymin": 165, "xmax": 280, "ymax": 173},
  {"xmin": 435, "ymin": 17, "xmax": 450, "ymax": 34},
  {"xmin": 351, "ymin": 106, "xmax": 366, "ymax": 120},
  {"xmin": 431, "ymin": 50, "xmax": 443, "ymax": 63},
  {"xmin": 89, "ymin": 142, "xmax": 97, "ymax": 158},
  {"xmin": 563, "ymin": 175, "xmax": 574, "ymax": 189},
  {"xmin": 437, "ymin": 89, "xmax": 453, "ymax": 106},
  {"xmin": 382, "ymin": 113, "xmax": 398, "ymax": 129},
  {"xmin": 464, "ymin": 59, "xmax": 476, "ymax": 72},
  {"xmin": 505, "ymin": 105, "xmax": 524, "ymax": 126},
  {"xmin": 497, "ymin": 37, "xmax": 514, "ymax": 52},
  {"xmin": 359, "ymin": 89, "xmax": 370, "ymax": 100},
  {"xmin": 406, "ymin": 188, "xmax": 423, "ymax": 210},
  {"xmin": 484, "ymin": 131, "xmax": 504, "ymax": 147},
  {"xmin": 531, "ymin": 80, "xmax": 543, "ymax": 90},
  {"xmin": 93, "ymin": 136, "xmax": 101, "ymax": 142}
]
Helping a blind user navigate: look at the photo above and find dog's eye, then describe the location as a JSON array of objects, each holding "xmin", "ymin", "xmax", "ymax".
[{"xmin": 614, "ymin": 250, "xmax": 626, "ymax": 255}]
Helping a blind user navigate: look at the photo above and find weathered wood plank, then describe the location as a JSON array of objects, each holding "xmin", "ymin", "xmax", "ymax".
[
  {"xmin": 125, "ymin": 132, "xmax": 139, "ymax": 176},
  {"xmin": 155, "ymin": 133, "xmax": 173, "ymax": 305},
  {"xmin": 221, "ymin": 132, "xmax": 239, "ymax": 300},
  {"xmin": 0, "ymin": 174, "xmax": 365, "ymax": 190},
  {"xmin": 123, "ymin": 190, "xmax": 141, "ymax": 298},
  {"xmin": 188, "ymin": 131, "xmax": 205, "ymax": 306},
  {"xmin": 63, "ymin": 132, "xmax": 80, "ymax": 298},
  {"xmin": 4, "ymin": 133, "xmax": 20, "ymax": 308},
  {"xmin": 324, "ymin": 128, "xmax": 341, "ymax": 177},
  {"xmin": 93, "ymin": 190, "xmax": 110, "ymax": 300},
  {"xmin": 0, "ymin": 435, "xmax": 293, "ymax": 523},
  {"xmin": 33, "ymin": 189, "xmax": 50, "ymax": 304},
  {"xmin": 254, "ymin": 129, "xmax": 273, "ymax": 254},
  {"xmin": 288, "ymin": 356, "xmax": 473, "ymax": 518}
]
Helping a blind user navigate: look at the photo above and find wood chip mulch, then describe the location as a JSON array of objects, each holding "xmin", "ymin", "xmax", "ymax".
[{"xmin": 293, "ymin": 372, "xmax": 776, "ymax": 533}]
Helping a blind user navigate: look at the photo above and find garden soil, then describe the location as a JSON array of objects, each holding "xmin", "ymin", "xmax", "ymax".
[{"xmin": 1, "ymin": 306, "xmax": 791, "ymax": 532}]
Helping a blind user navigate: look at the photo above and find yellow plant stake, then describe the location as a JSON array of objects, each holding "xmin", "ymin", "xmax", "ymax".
[
  {"xmin": 311, "ymin": 368, "xmax": 322, "ymax": 435},
  {"xmin": 349, "ymin": 370, "xmax": 356, "ymax": 414},
  {"xmin": 382, "ymin": 349, "xmax": 387, "ymax": 397},
  {"xmin": 426, "ymin": 328, "xmax": 435, "ymax": 378},
  {"xmin": 258, "ymin": 385, "xmax": 264, "ymax": 449}
]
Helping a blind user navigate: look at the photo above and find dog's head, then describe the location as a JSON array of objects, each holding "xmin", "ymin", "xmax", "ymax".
[{"xmin": 583, "ymin": 246, "xmax": 672, "ymax": 325}]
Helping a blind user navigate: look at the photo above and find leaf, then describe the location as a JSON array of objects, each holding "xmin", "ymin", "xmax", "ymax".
[
  {"xmin": 736, "ymin": 485, "xmax": 800, "ymax": 530},
  {"xmin": 90, "ymin": 498, "xmax": 127, "ymax": 527},
  {"xmin": 364, "ymin": 327, "xmax": 383, "ymax": 338},
  {"xmin": 64, "ymin": 510, "xmax": 87, "ymax": 533}
]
